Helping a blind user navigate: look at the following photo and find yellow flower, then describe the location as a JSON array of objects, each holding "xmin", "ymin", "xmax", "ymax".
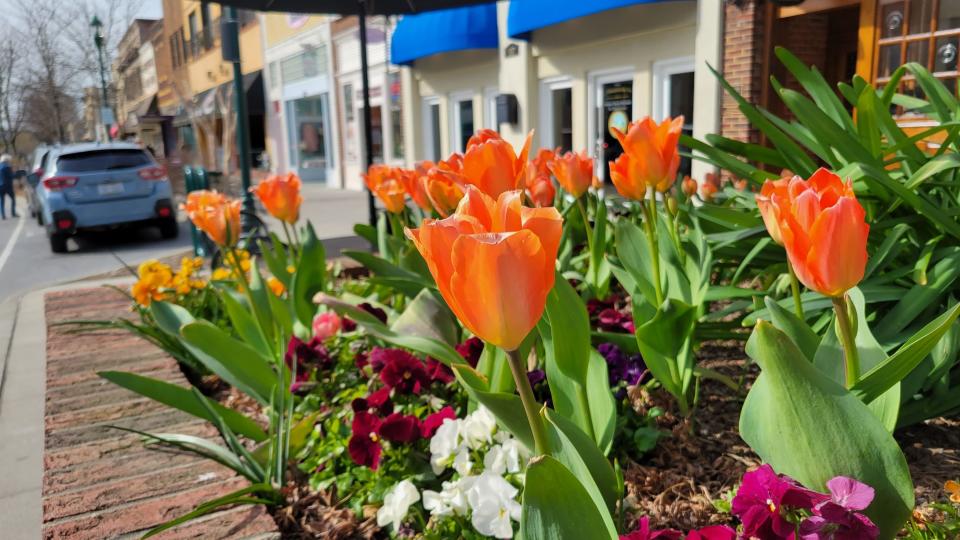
[
  {"xmin": 267, "ymin": 276, "xmax": 285, "ymax": 296},
  {"xmin": 946, "ymin": 480, "xmax": 960, "ymax": 503},
  {"xmin": 137, "ymin": 260, "xmax": 174, "ymax": 289},
  {"xmin": 131, "ymin": 278, "xmax": 167, "ymax": 306},
  {"xmin": 286, "ymin": 265, "xmax": 296, "ymax": 274},
  {"xmin": 212, "ymin": 267, "xmax": 233, "ymax": 281}
]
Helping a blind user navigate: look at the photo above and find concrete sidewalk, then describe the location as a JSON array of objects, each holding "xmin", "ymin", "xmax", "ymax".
[{"xmin": 257, "ymin": 184, "xmax": 371, "ymax": 255}]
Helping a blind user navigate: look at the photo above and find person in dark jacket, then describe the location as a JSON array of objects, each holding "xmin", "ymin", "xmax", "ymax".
[{"xmin": 0, "ymin": 154, "xmax": 17, "ymax": 219}]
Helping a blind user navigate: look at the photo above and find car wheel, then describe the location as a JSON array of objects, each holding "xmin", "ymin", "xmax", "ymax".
[
  {"xmin": 49, "ymin": 233, "xmax": 68, "ymax": 253},
  {"xmin": 159, "ymin": 218, "xmax": 179, "ymax": 239}
]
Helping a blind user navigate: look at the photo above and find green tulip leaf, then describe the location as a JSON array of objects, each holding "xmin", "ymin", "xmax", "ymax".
[
  {"xmin": 390, "ymin": 289, "xmax": 459, "ymax": 347},
  {"xmin": 633, "ymin": 298, "xmax": 697, "ymax": 402},
  {"xmin": 180, "ymin": 321, "xmax": 277, "ymax": 404},
  {"xmin": 740, "ymin": 321, "xmax": 914, "ymax": 538},
  {"xmin": 290, "ymin": 222, "xmax": 326, "ymax": 327},
  {"xmin": 544, "ymin": 273, "xmax": 592, "ymax": 382},
  {"xmin": 764, "ymin": 296, "xmax": 820, "ymax": 361},
  {"xmin": 521, "ymin": 455, "xmax": 617, "ymax": 540},
  {"xmin": 543, "ymin": 409, "xmax": 620, "ymax": 515}
]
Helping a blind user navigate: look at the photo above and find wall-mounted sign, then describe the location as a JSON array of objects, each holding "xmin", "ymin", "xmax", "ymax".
[{"xmin": 504, "ymin": 43, "xmax": 519, "ymax": 58}]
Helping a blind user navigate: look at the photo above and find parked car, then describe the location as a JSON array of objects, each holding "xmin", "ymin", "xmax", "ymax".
[
  {"xmin": 35, "ymin": 142, "xmax": 178, "ymax": 253},
  {"xmin": 25, "ymin": 145, "xmax": 51, "ymax": 222}
]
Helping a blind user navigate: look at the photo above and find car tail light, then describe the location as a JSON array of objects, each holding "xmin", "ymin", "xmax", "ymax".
[
  {"xmin": 57, "ymin": 219, "xmax": 73, "ymax": 230},
  {"xmin": 43, "ymin": 176, "xmax": 78, "ymax": 190},
  {"xmin": 138, "ymin": 166, "xmax": 167, "ymax": 181},
  {"xmin": 157, "ymin": 206, "xmax": 172, "ymax": 217}
]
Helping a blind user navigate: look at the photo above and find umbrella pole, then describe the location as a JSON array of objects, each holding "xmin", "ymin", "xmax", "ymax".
[{"xmin": 358, "ymin": 0, "xmax": 377, "ymax": 228}]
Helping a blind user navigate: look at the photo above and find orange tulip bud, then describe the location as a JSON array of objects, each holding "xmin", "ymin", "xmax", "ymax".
[
  {"xmin": 611, "ymin": 116, "xmax": 683, "ymax": 193},
  {"xmin": 700, "ymin": 181, "xmax": 718, "ymax": 202},
  {"xmin": 251, "ymin": 172, "xmax": 303, "ymax": 224},
  {"xmin": 183, "ymin": 190, "xmax": 241, "ymax": 247},
  {"xmin": 608, "ymin": 152, "xmax": 647, "ymax": 201},
  {"xmin": 548, "ymin": 150, "xmax": 595, "ymax": 198},
  {"xmin": 526, "ymin": 174, "xmax": 556, "ymax": 208},
  {"xmin": 364, "ymin": 164, "xmax": 407, "ymax": 214},
  {"xmin": 531, "ymin": 147, "xmax": 557, "ymax": 177},
  {"xmin": 423, "ymin": 171, "xmax": 465, "ymax": 217},
  {"xmin": 461, "ymin": 130, "xmax": 532, "ymax": 199},
  {"xmin": 401, "ymin": 163, "xmax": 434, "ymax": 211},
  {"xmin": 765, "ymin": 168, "xmax": 869, "ymax": 297},
  {"xmin": 756, "ymin": 177, "xmax": 791, "ymax": 245},
  {"xmin": 406, "ymin": 186, "xmax": 562, "ymax": 351},
  {"xmin": 681, "ymin": 176, "xmax": 698, "ymax": 197},
  {"xmin": 734, "ymin": 178, "xmax": 749, "ymax": 191}
]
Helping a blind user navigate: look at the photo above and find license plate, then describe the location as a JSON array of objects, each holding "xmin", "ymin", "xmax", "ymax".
[{"xmin": 98, "ymin": 182, "xmax": 124, "ymax": 195}]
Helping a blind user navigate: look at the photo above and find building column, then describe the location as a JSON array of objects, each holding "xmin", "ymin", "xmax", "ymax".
[
  {"xmin": 496, "ymin": 2, "xmax": 537, "ymax": 149},
  {"xmin": 720, "ymin": 0, "xmax": 768, "ymax": 145},
  {"xmin": 692, "ymin": 0, "xmax": 724, "ymax": 181},
  {"xmin": 400, "ymin": 66, "xmax": 420, "ymax": 164}
]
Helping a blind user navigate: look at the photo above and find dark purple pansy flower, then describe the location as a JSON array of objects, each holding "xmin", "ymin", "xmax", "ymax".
[
  {"xmin": 731, "ymin": 464, "xmax": 824, "ymax": 539},
  {"xmin": 378, "ymin": 349, "xmax": 431, "ymax": 394},
  {"xmin": 426, "ymin": 357, "xmax": 455, "ymax": 384},
  {"xmin": 599, "ymin": 343, "xmax": 647, "ymax": 388},
  {"xmin": 527, "ymin": 369, "xmax": 546, "ymax": 387},
  {"xmin": 351, "ymin": 387, "xmax": 393, "ymax": 416},
  {"xmin": 421, "ymin": 406, "xmax": 457, "ymax": 438},
  {"xmin": 455, "ymin": 337, "xmax": 484, "ymax": 367},
  {"xmin": 587, "ymin": 297, "xmax": 615, "ymax": 316},
  {"xmin": 342, "ymin": 317, "xmax": 358, "ymax": 332},
  {"xmin": 358, "ymin": 302, "xmax": 388, "ymax": 323},
  {"xmin": 348, "ymin": 411, "xmax": 382, "ymax": 469},
  {"xmin": 379, "ymin": 413, "xmax": 421, "ymax": 443}
]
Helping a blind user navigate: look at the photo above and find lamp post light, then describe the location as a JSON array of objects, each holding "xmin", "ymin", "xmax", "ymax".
[{"xmin": 90, "ymin": 15, "xmax": 112, "ymax": 142}]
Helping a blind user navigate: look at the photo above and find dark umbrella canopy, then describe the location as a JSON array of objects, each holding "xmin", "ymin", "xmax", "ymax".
[
  {"xmin": 206, "ymin": 0, "xmax": 491, "ymax": 15},
  {"xmin": 206, "ymin": 0, "xmax": 493, "ymax": 226}
]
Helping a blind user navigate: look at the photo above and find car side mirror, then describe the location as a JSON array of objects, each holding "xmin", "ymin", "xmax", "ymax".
[{"xmin": 14, "ymin": 169, "xmax": 26, "ymax": 178}]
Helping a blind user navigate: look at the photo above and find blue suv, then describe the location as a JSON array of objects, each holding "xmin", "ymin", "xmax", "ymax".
[{"xmin": 37, "ymin": 142, "xmax": 178, "ymax": 253}]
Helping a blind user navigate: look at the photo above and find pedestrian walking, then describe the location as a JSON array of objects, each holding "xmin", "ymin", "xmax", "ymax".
[{"xmin": 0, "ymin": 154, "xmax": 17, "ymax": 220}]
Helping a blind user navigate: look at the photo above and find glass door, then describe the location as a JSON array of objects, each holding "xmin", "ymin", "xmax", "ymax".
[
  {"xmin": 596, "ymin": 78, "xmax": 633, "ymax": 185},
  {"xmin": 287, "ymin": 94, "xmax": 331, "ymax": 183}
]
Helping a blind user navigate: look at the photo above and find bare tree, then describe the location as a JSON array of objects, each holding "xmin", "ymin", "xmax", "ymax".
[{"xmin": 0, "ymin": 40, "xmax": 27, "ymax": 157}]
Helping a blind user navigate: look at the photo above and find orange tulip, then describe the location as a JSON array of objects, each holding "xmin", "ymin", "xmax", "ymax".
[
  {"xmin": 364, "ymin": 164, "xmax": 407, "ymax": 214},
  {"xmin": 548, "ymin": 150, "xmax": 595, "ymax": 198},
  {"xmin": 755, "ymin": 177, "xmax": 791, "ymax": 245},
  {"xmin": 406, "ymin": 186, "xmax": 562, "ymax": 351},
  {"xmin": 530, "ymin": 147, "xmax": 556, "ymax": 177},
  {"xmin": 183, "ymin": 190, "xmax": 241, "ymax": 246},
  {"xmin": 252, "ymin": 172, "xmax": 302, "ymax": 224},
  {"xmin": 611, "ymin": 116, "xmax": 684, "ymax": 193},
  {"xmin": 526, "ymin": 174, "xmax": 556, "ymax": 208},
  {"xmin": 681, "ymin": 176, "xmax": 698, "ymax": 198},
  {"xmin": 402, "ymin": 163, "xmax": 434, "ymax": 211},
  {"xmin": 764, "ymin": 168, "xmax": 869, "ymax": 297},
  {"xmin": 460, "ymin": 130, "xmax": 532, "ymax": 198},
  {"xmin": 423, "ymin": 171, "xmax": 465, "ymax": 217},
  {"xmin": 608, "ymin": 152, "xmax": 647, "ymax": 201},
  {"xmin": 700, "ymin": 181, "xmax": 718, "ymax": 202}
]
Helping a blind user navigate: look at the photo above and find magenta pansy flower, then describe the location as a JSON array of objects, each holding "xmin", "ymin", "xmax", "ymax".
[
  {"xmin": 421, "ymin": 406, "xmax": 457, "ymax": 438},
  {"xmin": 731, "ymin": 464, "xmax": 823, "ymax": 539}
]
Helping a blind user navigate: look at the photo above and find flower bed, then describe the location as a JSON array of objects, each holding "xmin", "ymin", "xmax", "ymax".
[{"xmin": 72, "ymin": 50, "xmax": 960, "ymax": 539}]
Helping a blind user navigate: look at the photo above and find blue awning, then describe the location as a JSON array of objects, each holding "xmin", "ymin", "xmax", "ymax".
[
  {"xmin": 507, "ymin": 0, "xmax": 671, "ymax": 38},
  {"xmin": 391, "ymin": 3, "xmax": 499, "ymax": 65}
]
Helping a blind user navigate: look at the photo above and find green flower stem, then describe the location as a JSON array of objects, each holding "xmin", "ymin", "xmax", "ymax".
[
  {"xmin": 575, "ymin": 196, "xmax": 598, "ymax": 291},
  {"xmin": 506, "ymin": 348, "xmax": 551, "ymax": 455},
  {"xmin": 642, "ymin": 197, "xmax": 665, "ymax": 306},
  {"xmin": 280, "ymin": 221, "xmax": 298, "ymax": 262},
  {"xmin": 787, "ymin": 261, "xmax": 804, "ymax": 319},
  {"xmin": 832, "ymin": 295, "xmax": 861, "ymax": 388},
  {"xmin": 575, "ymin": 381, "xmax": 597, "ymax": 442}
]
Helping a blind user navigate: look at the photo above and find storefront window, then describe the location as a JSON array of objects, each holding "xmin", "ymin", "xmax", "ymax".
[
  {"xmin": 551, "ymin": 87, "xmax": 573, "ymax": 152},
  {"xmin": 389, "ymin": 72, "xmax": 404, "ymax": 159},
  {"xmin": 371, "ymin": 105, "xmax": 384, "ymax": 163},
  {"xmin": 876, "ymin": 0, "xmax": 960, "ymax": 108},
  {"xmin": 287, "ymin": 95, "xmax": 331, "ymax": 182},
  {"xmin": 600, "ymin": 80, "xmax": 632, "ymax": 185},
  {"xmin": 453, "ymin": 98, "xmax": 474, "ymax": 153},
  {"xmin": 423, "ymin": 98, "xmax": 441, "ymax": 161}
]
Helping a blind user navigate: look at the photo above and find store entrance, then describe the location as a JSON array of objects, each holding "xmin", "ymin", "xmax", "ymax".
[{"xmin": 596, "ymin": 78, "xmax": 633, "ymax": 185}]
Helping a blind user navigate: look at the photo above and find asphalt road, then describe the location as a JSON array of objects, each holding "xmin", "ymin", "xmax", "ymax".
[{"xmin": 0, "ymin": 197, "xmax": 193, "ymax": 303}]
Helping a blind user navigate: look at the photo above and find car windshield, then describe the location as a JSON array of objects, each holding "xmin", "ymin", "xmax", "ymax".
[{"xmin": 56, "ymin": 149, "xmax": 152, "ymax": 173}]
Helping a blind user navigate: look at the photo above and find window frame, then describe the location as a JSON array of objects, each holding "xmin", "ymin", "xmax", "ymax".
[
  {"xmin": 538, "ymin": 76, "xmax": 573, "ymax": 151},
  {"xmin": 448, "ymin": 90, "xmax": 474, "ymax": 154},
  {"xmin": 422, "ymin": 96, "xmax": 442, "ymax": 162}
]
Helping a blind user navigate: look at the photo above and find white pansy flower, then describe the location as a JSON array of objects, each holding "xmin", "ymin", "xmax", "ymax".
[
  {"xmin": 453, "ymin": 446, "xmax": 473, "ymax": 476},
  {"xmin": 424, "ymin": 477, "xmax": 475, "ymax": 518},
  {"xmin": 466, "ymin": 472, "xmax": 521, "ymax": 539},
  {"xmin": 429, "ymin": 418, "xmax": 461, "ymax": 474},
  {"xmin": 376, "ymin": 479, "xmax": 420, "ymax": 531},
  {"xmin": 461, "ymin": 406, "xmax": 497, "ymax": 449},
  {"xmin": 483, "ymin": 444, "xmax": 507, "ymax": 475},
  {"xmin": 499, "ymin": 438, "xmax": 525, "ymax": 473}
]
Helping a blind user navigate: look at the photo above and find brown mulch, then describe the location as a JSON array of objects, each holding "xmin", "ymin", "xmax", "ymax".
[
  {"xmin": 622, "ymin": 340, "xmax": 960, "ymax": 532},
  {"xmin": 273, "ymin": 476, "xmax": 380, "ymax": 540}
]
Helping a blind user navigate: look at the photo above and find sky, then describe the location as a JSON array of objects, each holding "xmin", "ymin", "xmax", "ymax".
[{"xmin": 137, "ymin": 0, "xmax": 162, "ymax": 19}]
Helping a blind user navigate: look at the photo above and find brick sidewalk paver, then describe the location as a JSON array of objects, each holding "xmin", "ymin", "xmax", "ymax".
[{"xmin": 42, "ymin": 287, "xmax": 280, "ymax": 540}]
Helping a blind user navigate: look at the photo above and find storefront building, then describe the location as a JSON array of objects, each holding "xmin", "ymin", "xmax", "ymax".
[
  {"xmin": 722, "ymin": 0, "xmax": 960, "ymax": 149},
  {"xmin": 333, "ymin": 17, "xmax": 406, "ymax": 191},
  {"xmin": 262, "ymin": 13, "xmax": 340, "ymax": 185},
  {"xmin": 393, "ymin": 0, "xmax": 723, "ymax": 181}
]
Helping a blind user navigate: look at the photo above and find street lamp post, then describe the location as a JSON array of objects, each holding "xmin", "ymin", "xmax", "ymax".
[
  {"xmin": 220, "ymin": 6, "xmax": 256, "ymax": 232},
  {"xmin": 90, "ymin": 16, "xmax": 112, "ymax": 142}
]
